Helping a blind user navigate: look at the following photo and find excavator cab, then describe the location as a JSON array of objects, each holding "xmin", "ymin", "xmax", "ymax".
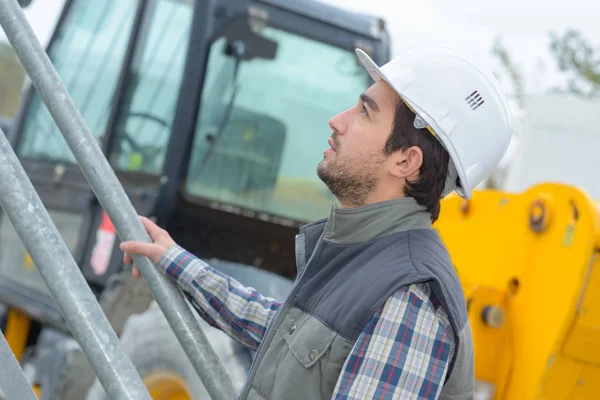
[{"xmin": 0, "ymin": 0, "xmax": 390, "ymax": 397}]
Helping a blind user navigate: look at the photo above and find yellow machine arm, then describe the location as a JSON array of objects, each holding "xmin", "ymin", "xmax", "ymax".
[{"xmin": 436, "ymin": 183, "xmax": 600, "ymax": 399}]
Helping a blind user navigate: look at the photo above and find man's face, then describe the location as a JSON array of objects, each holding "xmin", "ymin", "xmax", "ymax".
[{"xmin": 317, "ymin": 80, "xmax": 400, "ymax": 207}]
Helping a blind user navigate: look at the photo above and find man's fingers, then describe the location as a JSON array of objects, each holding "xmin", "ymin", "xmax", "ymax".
[
  {"xmin": 120, "ymin": 216, "xmax": 174, "ymax": 266},
  {"xmin": 120, "ymin": 241, "xmax": 161, "ymax": 263}
]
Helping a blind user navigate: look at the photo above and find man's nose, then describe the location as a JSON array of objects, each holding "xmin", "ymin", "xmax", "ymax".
[{"xmin": 329, "ymin": 108, "xmax": 351, "ymax": 136}]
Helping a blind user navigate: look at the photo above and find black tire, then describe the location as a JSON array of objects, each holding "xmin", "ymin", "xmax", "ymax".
[
  {"xmin": 85, "ymin": 301, "xmax": 253, "ymax": 399},
  {"xmin": 28, "ymin": 328, "xmax": 93, "ymax": 400},
  {"xmin": 37, "ymin": 270, "xmax": 156, "ymax": 400}
]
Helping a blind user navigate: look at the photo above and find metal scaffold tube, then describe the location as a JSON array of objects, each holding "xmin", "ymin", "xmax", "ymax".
[
  {"xmin": 0, "ymin": 1, "xmax": 236, "ymax": 399},
  {"xmin": 0, "ymin": 127, "xmax": 151, "ymax": 399},
  {"xmin": 0, "ymin": 331, "xmax": 37, "ymax": 400}
]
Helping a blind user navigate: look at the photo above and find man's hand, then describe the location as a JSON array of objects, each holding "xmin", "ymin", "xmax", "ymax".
[{"xmin": 120, "ymin": 216, "xmax": 176, "ymax": 276}]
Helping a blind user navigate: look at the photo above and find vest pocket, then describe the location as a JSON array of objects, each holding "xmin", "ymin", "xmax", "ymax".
[{"xmin": 278, "ymin": 312, "xmax": 336, "ymax": 368}]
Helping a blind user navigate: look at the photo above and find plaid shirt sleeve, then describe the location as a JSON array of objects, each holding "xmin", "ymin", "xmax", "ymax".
[
  {"xmin": 158, "ymin": 246, "xmax": 454, "ymax": 399},
  {"xmin": 332, "ymin": 283, "xmax": 455, "ymax": 400},
  {"xmin": 157, "ymin": 245, "xmax": 280, "ymax": 350}
]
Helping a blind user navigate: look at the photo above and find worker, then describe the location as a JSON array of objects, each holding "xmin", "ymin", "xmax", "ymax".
[{"xmin": 121, "ymin": 46, "xmax": 512, "ymax": 399}]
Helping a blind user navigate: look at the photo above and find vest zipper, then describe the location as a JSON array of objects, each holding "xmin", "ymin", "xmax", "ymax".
[{"xmin": 239, "ymin": 224, "xmax": 329, "ymax": 399}]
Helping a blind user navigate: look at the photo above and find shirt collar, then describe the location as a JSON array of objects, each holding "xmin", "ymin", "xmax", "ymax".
[{"xmin": 322, "ymin": 197, "xmax": 432, "ymax": 245}]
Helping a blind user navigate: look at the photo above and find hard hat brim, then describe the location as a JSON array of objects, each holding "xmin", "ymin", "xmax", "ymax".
[{"xmin": 354, "ymin": 48, "xmax": 471, "ymax": 199}]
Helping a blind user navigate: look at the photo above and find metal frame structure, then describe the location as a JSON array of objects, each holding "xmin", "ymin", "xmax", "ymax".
[
  {"xmin": 0, "ymin": 126, "xmax": 151, "ymax": 399},
  {"xmin": 0, "ymin": 327, "xmax": 37, "ymax": 399},
  {"xmin": 0, "ymin": 0, "xmax": 235, "ymax": 398}
]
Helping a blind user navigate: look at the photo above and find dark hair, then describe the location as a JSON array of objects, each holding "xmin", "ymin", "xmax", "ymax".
[{"xmin": 385, "ymin": 100, "xmax": 450, "ymax": 222}]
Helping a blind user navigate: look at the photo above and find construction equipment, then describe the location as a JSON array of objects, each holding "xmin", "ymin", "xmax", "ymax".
[
  {"xmin": 0, "ymin": 116, "xmax": 13, "ymax": 136},
  {"xmin": 2, "ymin": 0, "xmax": 599, "ymax": 399},
  {"xmin": 0, "ymin": 0, "xmax": 390, "ymax": 398},
  {"xmin": 434, "ymin": 93, "xmax": 600, "ymax": 399},
  {"xmin": 436, "ymin": 183, "xmax": 600, "ymax": 399}
]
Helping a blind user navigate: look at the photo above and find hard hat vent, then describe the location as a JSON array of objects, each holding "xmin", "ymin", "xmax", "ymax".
[{"xmin": 465, "ymin": 90, "xmax": 485, "ymax": 111}]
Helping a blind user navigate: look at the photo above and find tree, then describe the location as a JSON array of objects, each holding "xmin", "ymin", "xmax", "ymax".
[
  {"xmin": 486, "ymin": 36, "xmax": 525, "ymax": 191},
  {"xmin": 491, "ymin": 36, "xmax": 525, "ymax": 107},
  {"xmin": 0, "ymin": 41, "xmax": 26, "ymax": 117},
  {"xmin": 549, "ymin": 29, "xmax": 600, "ymax": 98}
]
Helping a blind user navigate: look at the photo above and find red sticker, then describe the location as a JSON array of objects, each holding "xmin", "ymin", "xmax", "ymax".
[{"xmin": 90, "ymin": 212, "xmax": 116, "ymax": 276}]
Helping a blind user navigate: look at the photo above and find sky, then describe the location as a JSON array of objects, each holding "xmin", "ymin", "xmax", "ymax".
[
  {"xmin": 322, "ymin": 0, "xmax": 600, "ymax": 96},
  {"xmin": 0, "ymin": 0, "xmax": 66, "ymax": 45}
]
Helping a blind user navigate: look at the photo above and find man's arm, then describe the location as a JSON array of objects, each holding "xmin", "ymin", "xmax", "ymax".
[
  {"xmin": 120, "ymin": 217, "xmax": 280, "ymax": 350},
  {"xmin": 156, "ymin": 245, "xmax": 281, "ymax": 350},
  {"xmin": 332, "ymin": 283, "xmax": 454, "ymax": 400}
]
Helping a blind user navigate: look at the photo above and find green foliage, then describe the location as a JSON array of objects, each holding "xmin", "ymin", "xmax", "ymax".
[{"xmin": 549, "ymin": 29, "xmax": 600, "ymax": 97}]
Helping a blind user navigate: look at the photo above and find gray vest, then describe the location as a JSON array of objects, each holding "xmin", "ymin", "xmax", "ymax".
[{"xmin": 239, "ymin": 198, "xmax": 474, "ymax": 399}]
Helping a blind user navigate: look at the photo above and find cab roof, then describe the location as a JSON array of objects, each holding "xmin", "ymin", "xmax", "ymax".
[{"xmin": 256, "ymin": 0, "xmax": 387, "ymax": 41}]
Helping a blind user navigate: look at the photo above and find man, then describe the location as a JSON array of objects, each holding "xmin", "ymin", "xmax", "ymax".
[{"xmin": 121, "ymin": 46, "xmax": 512, "ymax": 399}]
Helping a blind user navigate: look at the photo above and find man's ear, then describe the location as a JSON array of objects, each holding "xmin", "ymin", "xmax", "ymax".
[{"xmin": 389, "ymin": 146, "xmax": 423, "ymax": 180}]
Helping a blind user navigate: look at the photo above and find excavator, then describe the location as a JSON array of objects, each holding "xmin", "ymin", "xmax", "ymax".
[
  {"xmin": 0, "ymin": 0, "xmax": 599, "ymax": 399},
  {"xmin": 0, "ymin": 0, "xmax": 389, "ymax": 398}
]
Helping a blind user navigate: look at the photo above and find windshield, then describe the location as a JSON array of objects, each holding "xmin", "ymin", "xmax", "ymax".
[
  {"xmin": 108, "ymin": 0, "xmax": 193, "ymax": 174},
  {"xmin": 186, "ymin": 26, "xmax": 371, "ymax": 223},
  {"xmin": 17, "ymin": 0, "xmax": 138, "ymax": 162}
]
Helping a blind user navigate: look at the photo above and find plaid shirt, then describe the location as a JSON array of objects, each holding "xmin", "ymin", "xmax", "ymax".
[{"xmin": 159, "ymin": 245, "xmax": 455, "ymax": 399}]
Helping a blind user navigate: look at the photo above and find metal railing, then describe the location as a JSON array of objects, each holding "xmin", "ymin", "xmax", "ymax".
[
  {"xmin": 0, "ymin": 0, "xmax": 236, "ymax": 398},
  {"xmin": 0, "ymin": 330, "xmax": 37, "ymax": 400},
  {"xmin": 0, "ymin": 124, "xmax": 151, "ymax": 399}
]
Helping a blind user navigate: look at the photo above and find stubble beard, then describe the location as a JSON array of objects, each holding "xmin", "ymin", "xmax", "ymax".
[{"xmin": 317, "ymin": 150, "xmax": 384, "ymax": 208}]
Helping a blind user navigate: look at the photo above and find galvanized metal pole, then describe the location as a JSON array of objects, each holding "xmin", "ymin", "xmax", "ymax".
[
  {"xmin": 0, "ymin": 127, "xmax": 151, "ymax": 399},
  {"xmin": 0, "ymin": 330, "xmax": 37, "ymax": 400},
  {"xmin": 0, "ymin": 1, "xmax": 236, "ymax": 399}
]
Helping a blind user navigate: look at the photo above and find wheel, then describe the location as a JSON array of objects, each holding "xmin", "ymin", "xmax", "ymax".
[
  {"xmin": 33, "ymin": 270, "xmax": 155, "ymax": 400},
  {"xmin": 85, "ymin": 301, "xmax": 253, "ymax": 399},
  {"xmin": 33, "ymin": 328, "xmax": 94, "ymax": 400}
]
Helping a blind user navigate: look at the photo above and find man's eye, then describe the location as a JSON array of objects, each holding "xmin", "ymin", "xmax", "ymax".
[{"xmin": 360, "ymin": 105, "xmax": 368, "ymax": 115}]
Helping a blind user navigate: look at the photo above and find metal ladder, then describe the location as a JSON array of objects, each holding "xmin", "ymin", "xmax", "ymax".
[{"xmin": 0, "ymin": 0, "xmax": 235, "ymax": 398}]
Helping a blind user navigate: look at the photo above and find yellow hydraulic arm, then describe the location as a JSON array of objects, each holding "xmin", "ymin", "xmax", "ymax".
[
  {"xmin": 436, "ymin": 183, "xmax": 600, "ymax": 399},
  {"xmin": 5, "ymin": 308, "xmax": 30, "ymax": 362}
]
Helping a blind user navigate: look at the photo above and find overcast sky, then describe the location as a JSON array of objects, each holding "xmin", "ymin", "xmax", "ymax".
[
  {"xmin": 2, "ymin": 0, "xmax": 600, "ymax": 96},
  {"xmin": 0, "ymin": 0, "xmax": 65, "ymax": 44},
  {"xmin": 323, "ymin": 0, "xmax": 600, "ymax": 96}
]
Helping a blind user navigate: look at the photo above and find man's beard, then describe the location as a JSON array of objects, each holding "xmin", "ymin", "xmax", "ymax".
[{"xmin": 317, "ymin": 141, "xmax": 385, "ymax": 207}]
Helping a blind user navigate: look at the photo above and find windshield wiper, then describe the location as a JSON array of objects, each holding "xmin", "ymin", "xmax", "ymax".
[{"xmin": 196, "ymin": 40, "xmax": 245, "ymax": 173}]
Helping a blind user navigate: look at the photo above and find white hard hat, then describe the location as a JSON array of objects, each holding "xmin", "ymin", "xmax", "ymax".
[{"xmin": 356, "ymin": 46, "xmax": 512, "ymax": 199}]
